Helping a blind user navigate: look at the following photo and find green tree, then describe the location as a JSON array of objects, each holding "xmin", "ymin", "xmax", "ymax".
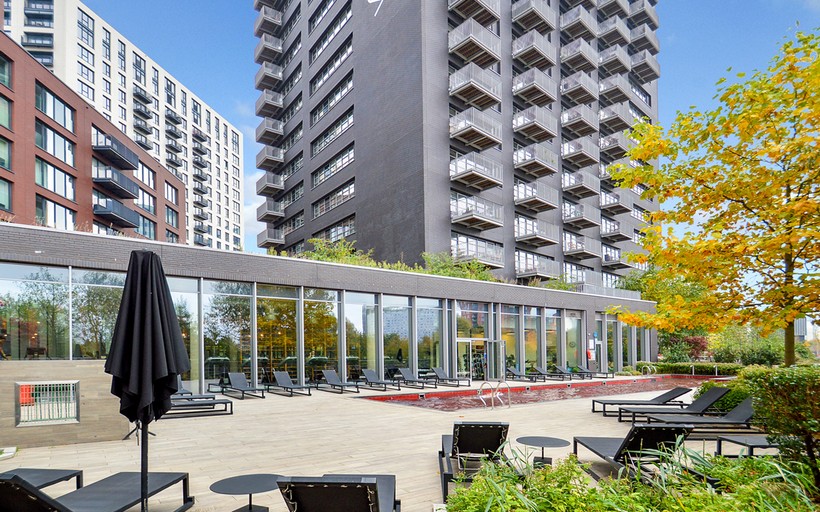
[{"xmin": 611, "ymin": 30, "xmax": 820, "ymax": 366}]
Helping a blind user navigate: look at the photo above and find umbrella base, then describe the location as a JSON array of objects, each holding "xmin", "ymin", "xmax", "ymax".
[
  {"xmin": 123, "ymin": 423, "xmax": 156, "ymax": 440},
  {"xmin": 232, "ymin": 505, "xmax": 268, "ymax": 512}
]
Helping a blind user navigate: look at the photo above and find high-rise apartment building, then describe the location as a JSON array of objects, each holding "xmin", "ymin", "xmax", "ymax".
[
  {"xmin": 5, "ymin": 0, "xmax": 244, "ymax": 250},
  {"xmin": 254, "ymin": 0, "xmax": 659, "ymax": 289}
]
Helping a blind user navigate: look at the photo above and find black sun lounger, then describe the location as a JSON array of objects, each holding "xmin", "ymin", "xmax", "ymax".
[
  {"xmin": 438, "ymin": 421, "xmax": 509, "ymax": 500},
  {"xmin": 317, "ymin": 369, "xmax": 360, "ymax": 393},
  {"xmin": 506, "ymin": 366, "xmax": 542, "ymax": 382},
  {"xmin": 165, "ymin": 398, "xmax": 233, "ymax": 418},
  {"xmin": 426, "ymin": 368, "xmax": 470, "ymax": 387},
  {"xmin": 592, "ymin": 387, "xmax": 691, "ymax": 416},
  {"xmin": 395, "ymin": 367, "xmax": 436, "ymax": 389},
  {"xmin": 361, "ymin": 369, "xmax": 401, "ymax": 391},
  {"xmin": 619, "ymin": 386, "xmax": 730, "ymax": 423},
  {"xmin": 554, "ymin": 365, "xmax": 592, "ymax": 380},
  {"xmin": 532, "ymin": 366, "xmax": 568, "ymax": 381},
  {"xmin": 646, "ymin": 397, "xmax": 754, "ymax": 432},
  {"xmin": 223, "ymin": 372, "xmax": 265, "ymax": 399},
  {"xmin": 1, "ymin": 468, "xmax": 83, "ymax": 490},
  {"xmin": 278, "ymin": 474, "xmax": 400, "ymax": 512},
  {"xmin": 268, "ymin": 371, "xmax": 312, "ymax": 396},
  {"xmin": 0, "ymin": 471, "xmax": 194, "ymax": 512}
]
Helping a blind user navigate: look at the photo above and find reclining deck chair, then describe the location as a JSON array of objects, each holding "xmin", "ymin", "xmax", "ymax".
[
  {"xmin": 0, "ymin": 471, "xmax": 194, "ymax": 512},
  {"xmin": 396, "ymin": 367, "xmax": 436, "ymax": 389},
  {"xmin": 268, "ymin": 371, "xmax": 312, "ymax": 396},
  {"xmin": 592, "ymin": 387, "xmax": 691, "ymax": 416},
  {"xmin": 438, "ymin": 421, "xmax": 510, "ymax": 500},
  {"xmin": 506, "ymin": 366, "xmax": 542, "ymax": 382},
  {"xmin": 223, "ymin": 372, "xmax": 266, "ymax": 399},
  {"xmin": 2, "ymin": 468, "xmax": 83, "ymax": 490},
  {"xmin": 532, "ymin": 366, "xmax": 568, "ymax": 381},
  {"xmin": 573, "ymin": 423, "xmax": 694, "ymax": 481},
  {"xmin": 646, "ymin": 397, "xmax": 754, "ymax": 431},
  {"xmin": 619, "ymin": 386, "xmax": 730, "ymax": 423},
  {"xmin": 278, "ymin": 474, "xmax": 400, "ymax": 512},
  {"xmin": 554, "ymin": 364, "xmax": 592, "ymax": 380},
  {"xmin": 427, "ymin": 367, "xmax": 471, "ymax": 387},
  {"xmin": 317, "ymin": 369, "xmax": 360, "ymax": 393},
  {"xmin": 361, "ymin": 368, "xmax": 401, "ymax": 391},
  {"xmin": 578, "ymin": 363, "xmax": 615, "ymax": 378}
]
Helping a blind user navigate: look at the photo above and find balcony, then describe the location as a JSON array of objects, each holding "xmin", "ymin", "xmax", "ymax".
[
  {"xmin": 133, "ymin": 102, "xmax": 152, "ymax": 119},
  {"xmin": 193, "ymin": 194, "xmax": 210, "ymax": 208},
  {"xmin": 256, "ymin": 172, "xmax": 284, "ymax": 195},
  {"xmin": 515, "ymin": 253, "xmax": 560, "ymax": 280},
  {"xmin": 193, "ymin": 234, "xmax": 211, "ymax": 247},
  {"xmin": 161, "ymin": 125, "xmax": 181, "ymax": 140},
  {"xmin": 513, "ymin": 106, "xmax": 558, "ymax": 142},
  {"xmin": 599, "ymin": 158, "xmax": 635, "ymax": 183},
  {"xmin": 514, "ymin": 180, "xmax": 559, "ymax": 212},
  {"xmin": 192, "ymin": 128, "xmax": 209, "ymax": 143},
  {"xmin": 563, "ymin": 202, "xmax": 601, "ymax": 229},
  {"xmin": 134, "ymin": 134, "xmax": 152, "ymax": 150},
  {"xmin": 257, "ymin": 198, "xmax": 284, "ymax": 222},
  {"xmin": 254, "ymin": 33, "xmax": 284, "ymax": 64},
  {"xmin": 599, "ymin": 190, "xmax": 632, "ymax": 214},
  {"xmin": 451, "ymin": 195, "xmax": 504, "ymax": 230},
  {"xmin": 451, "ymin": 237, "xmax": 504, "ymax": 268},
  {"xmin": 256, "ymin": 146, "xmax": 285, "ymax": 170},
  {"xmin": 257, "ymin": 227, "xmax": 285, "ymax": 248},
  {"xmin": 193, "ymin": 208, "xmax": 210, "ymax": 221},
  {"xmin": 560, "ymin": 71, "xmax": 598, "ymax": 103},
  {"xmin": 511, "ymin": 0, "xmax": 556, "ymax": 34},
  {"xmin": 133, "ymin": 85, "xmax": 152, "ymax": 104},
  {"xmin": 515, "ymin": 218, "xmax": 559, "ymax": 247},
  {"xmin": 449, "ymin": 62, "xmax": 502, "ymax": 109},
  {"xmin": 564, "ymin": 0, "xmax": 595, "ymax": 8},
  {"xmin": 193, "ymin": 222, "xmax": 212, "ymax": 235},
  {"xmin": 254, "ymin": 0, "xmax": 284, "ymax": 11},
  {"xmin": 92, "ymin": 134, "xmax": 139, "ymax": 170},
  {"xmin": 254, "ymin": 5, "xmax": 283, "ymax": 37},
  {"xmin": 512, "ymin": 30, "xmax": 556, "ymax": 70},
  {"xmin": 255, "ymin": 89, "xmax": 284, "ymax": 117},
  {"xmin": 562, "ymin": 170, "xmax": 600, "ymax": 199},
  {"xmin": 165, "ymin": 139, "xmax": 182, "ymax": 153},
  {"xmin": 600, "ymin": 219, "xmax": 631, "ymax": 242},
  {"xmin": 255, "ymin": 61, "xmax": 284, "ymax": 90},
  {"xmin": 599, "ymin": 102, "xmax": 632, "ymax": 132},
  {"xmin": 561, "ymin": 137, "xmax": 599, "ymax": 167},
  {"xmin": 629, "ymin": 0, "xmax": 659, "ymax": 30},
  {"xmin": 93, "ymin": 199, "xmax": 140, "ymax": 228},
  {"xmin": 165, "ymin": 108, "xmax": 183, "ymax": 125},
  {"xmin": 631, "ymin": 50, "xmax": 660, "ymax": 83},
  {"xmin": 193, "ymin": 156, "xmax": 211, "ymax": 170},
  {"xmin": 561, "ymin": 104, "xmax": 598, "ymax": 137},
  {"xmin": 21, "ymin": 34, "xmax": 53, "ymax": 47},
  {"xmin": 559, "ymin": 5, "xmax": 597, "ymax": 41},
  {"xmin": 165, "ymin": 154, "xmax": 182, "ymax": 167},
  {"xmin": 599, "ymin": 73, "xmax": 630, "ymax": 103},
  {"xmin": 192, "ymin": 141, "xmax": 209, "ymax": 156},
  {"xmin": 598, "ymin": 16, "xmax": 630, "ymax": 47},
  {"xmin": 92, "ymin": 167, "xmax": 140, "ymax": 199},
  {"xmin": 192, "ymin": 182, "xmax": 210, "ymax": 195},
  {"xmin": 560, "ymin": 38, "xmax": 597, "ymax": 73},
  {"xmin": 597, "ymin": 0, "xmax": 629, "ymax": 18},
  {"xmin": 512, "ymin": 69, "xmax": 558, "ymax": 107},
  {"xmin": 448, "ymin": 0, "xmax": 500, "ymax": 25},
  {"xmin": 631, "ymin": 24, "xmax": 660, "ymax": 55},
  {"xmin": 563, "ymin": 235, "xmax": 602, "ymax": 260},
  {"xmin": 192, "ymin": 169, "xmax": 210, "ymax": 182},
  {"xmin": 598, "ymin": 45, "xmax": 631, "ymax": 74},
  {"xmin": 449, "ymin": 107, "xmax": 502, "ymax": 150},
  {"xmin": 600, "ymin": 132, "xmax": 630, "ymax": 158},
  {"xmin": 24, "ymin": 1, "xmax": 53, "ymax": 15},
  {"xmin": 602, "ymin": 253, "xmax": 633, "ymax": 270},
  {"xmin": 513, "ymin": 143, "xmax": 559, "ymax": 177},
  {"xmin": 449, "ymin": 152, "xmax": 503, "ymax": 190},
  {"xmin": 133, "ymin": 118, "xmax": 151, "ymax": 135},
  {"xmin": 448, "ymin": 18, "xmax": 501, "ymax": 68},
  {"xmin": 256, "ymin": 118, "xmax": 284, "ymax": 145}
]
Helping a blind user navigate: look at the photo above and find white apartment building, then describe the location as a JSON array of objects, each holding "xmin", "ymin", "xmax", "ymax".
[{"xmin": 5, "ymin": 0, "xmax": 244, "ymax": 251}]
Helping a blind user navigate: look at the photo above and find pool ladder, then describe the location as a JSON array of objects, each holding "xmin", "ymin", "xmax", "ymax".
[{"xmin": 478, "ymin": 381, "xmax": 511, "ymax": 409}]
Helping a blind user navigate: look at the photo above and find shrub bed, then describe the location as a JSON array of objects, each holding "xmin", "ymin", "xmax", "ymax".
[{"xmin": 636, "ymin": 361, "xmax": 744, "ymax": 376}]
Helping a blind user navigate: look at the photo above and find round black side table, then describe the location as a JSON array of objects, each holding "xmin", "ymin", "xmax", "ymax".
[
  {"xmin": 210, "ymin": 473, "xmax": 281, "ymax": 512},
  {"xmin": 516, "ymin": 436, "xmax": 571, "ymax": 466}
]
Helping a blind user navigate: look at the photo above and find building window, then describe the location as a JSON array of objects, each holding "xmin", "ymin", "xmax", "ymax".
[
  {"xmin": 135, "ymin": 189, "xmax": 155, "ymax": 214},
  {"xmin": 76, "ymin": 81, "xmax": 94, "ymax": 101},
  {"xmin": 102, "ymin": 28, "xmax": 111, "ymax": 60},
  {"xmin": 231, "ymin": 131, "xmax": 239, "ymax": 154},
  {"xmin": 0, "ymin": 177, "xmax": 9, "ymax": 211},
  {"xmin": 34, "ymin": 121, "xmax": 75, "ymax": 166},
  {"xmin": 281, "ymin": 94, "xmax": 303, "ymax": 125},
  {"xmin": 165, "ymin": 206, "xmax": 178, "ymax": 228},
  {"xmin": 280, "ymin": 37, "xmax": 302, "ymax": 69},
  {"xmin": 309, "ymin": 2, "xmax": 351, "ymax": 64},
  {"xmin": 311, "ymin": 109, "xmax": 352, "ymax": 156},
  {"xmin": 281, "ymin": 123, "xmax": 303, "ymax": 153},
  {"xmin": 133, "ymin": 53, "xmax": 146, "ymax": 85},
  {"xmin": 0, "ymin": 94, "xmax": 9, "ymax": 129},
  {"xmin": 103, "ymin": 62, "xmax": 110, "ymax": 77},
  {"xmin": 117, "ymin": 40, "xmax": 126, "ymax": 71},
  {"xmin": 282, "ymin": 153, "xmax": 304, "ymax": 181},
  {"xmin": 164, "ymin": 182, "xmax": 178, "ymax": 204},
  {"xmin": 0, "ymin": 53, "xmax": 9, "ymax": 88},
  {"xmin": 281, "ymin": 65, "xmax": 302, "ymax": 97},
  {"xmin": 309, "ymin": 0, "xmax": 337, "ymax": 33},
  {"xmin": 309, "ymin": 37, "xmax": 352, "ymax": 94},
  {"xmin": 192, "ymin": 100, "xmax": 201, "ymax": 125},
  {"xmin": 77, "ymin": 62, "xmax": 94, "ymax": 82},
  {"xmin": 35, "ymin": 195, "xmax": 76, "ymax": 231},
  {"xmin": 77, "ymin": 44, "xmax": 94, "ymax": 66},
  {"xmin": 281, "ymin": 182, "xmax": 304, "ymax": 208},
  {"xmin": 135, "ymin": 163, "xmax": 155, "ymax": 189},
  {"xmin": 315, "ymin": 215, "xmax": 355, "ymax": 242},
  {"xmin": 136, "ymin": 215, "xmax": 156, "ymax": 240},
  {"xmin": 180, "ymin": 90, "xmax": 187, "ymax": 115},
  {"xmin": 77, "ymin": 9, "xmax": 94, "ymax": 48},
  {"xmin": 311, "ymin": 73, "xmax": 352, "ymax": 126},
  {"xmin": 35, "ymin": 157, "xmax": 75, "ymax": 200},
  {"xmin": 166, "ymin": 229, "xmax": 178, "ymax": 244},
  {"xmin": 0, "ymin": 136, "xmax": 8, "ymax": 169},
  {"xmin": 165, "ymin": 78, "xmax": 175, "ymax": 106},
  {"xmin": 281, "ymin": 211, "xmax": 304, "ymax": 235},
  {"xmin": 313, "ymin": 180, "xmax": 353, "ymax": 218},
  {"xmin": 36, "ymin": 83, "xmax": 75, "ymax": 132},
  {"xmin": 312, "ymin": 144, "xmax": 353, "ymax": 187}
]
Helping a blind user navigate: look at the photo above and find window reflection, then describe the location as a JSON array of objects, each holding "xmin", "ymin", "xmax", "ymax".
[
  {"xmin": 416, "ymin": 298, "xmax": 442, "ymax": 373},
  {"xmin": 305, "ymin": 290, "xmax": 339, "ymax": 382},
  {"xmin": 203, "ymin": 280, "xmax": 251, "ymax": 384},
  {"xmin": 383, "ymin": 295, "xmax": 410, "ymax": 377},
  {"xmin": 257, "ymin": 285, "xmax": 298, "ymax": 382},
  {"xmin": 345, "ymin": 292, "xmax": 376, "ymax": 379}
]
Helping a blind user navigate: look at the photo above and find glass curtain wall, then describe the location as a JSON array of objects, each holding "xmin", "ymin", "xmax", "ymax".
[
  {"xmin": 455, "ymin": 301, "xmax": 489, "ymax": 380},
  {"xmin": 257, "ymin": 285, "xmax": 298, "ymax": 383},
  {"xmin": 523, "ymin": 307, "xmax": 540, "ymax": 372},
  {"xmin": 636, "ymin": 327, "xmax": 645, "ymax": 363},
  {"xmin": 344, "ymin": 292, "xmax": 377, "ymax": 378},
  {"xmin": 167, "ymin": 277, "xmax": 200, "ymax": 387},
  {"xmin": 304, "ymin": 288, "xmax": 339, "ymax": 381},
  {"xmin": 606, "ymin": 317, "xmax": 618, "ymax": 373},
  {"xmin": 71, "ymin": 269, "xmax": 125, "ymax": 359},
  {"xmin": 621, "ymin": 323, "xmax": 632, "ymax": 368},
  {"xmin": 544, "ymin": 308, "xmax": 560, "ymax": 369},
  {"xmin": 500, "ymin": 305, "xmax": 519, "ymax": 370},
  {"xmin": 382, "ymin": 295, "xmax": 410, "ymax": 376},
  {"xmin": 416, "ymin": 298, "xmax": 443, "ymax": 374},
  {"xmin": 202, "ymin": 280, "xmax": 252, "ymax": 384},
  {"xmin": 565, "ymin": 310, "xmax": 583, "ymax": 368}
]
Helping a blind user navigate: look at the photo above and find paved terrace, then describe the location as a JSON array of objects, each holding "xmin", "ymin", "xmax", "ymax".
[{"xmin": 2, "ymin": 378, "xmax": 737, "ymax": 512}]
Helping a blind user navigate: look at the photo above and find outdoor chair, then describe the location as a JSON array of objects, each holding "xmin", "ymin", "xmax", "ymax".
[
  {"xmin": 554, "ymin": 365, "xmax": 592, "ymax": 380},
  {"xmin": 573, "ymin": 423, "xmax": 694, "ymax": 481},
  {"xmin": 438, "ymin": 421, "xmax": 510, "ymax": 500},
  {"xmin": 506, "ymin": 366, "xmax": 542, "ymax": 382},
  {"xmin": 173, "ymin": 375, "xmax": 192, "ymax": 396},
  {"xmin": 223, "ymin": 372, "xmax": 266, "ymax": 399},
  {"xmin": 1, "ymin": 468, "xmax": 83, "ymax": 490},
  {"xmin": 577, "ymin": 364, "xmax": 614, "ymax": 378},
  {"xmin": 395, "ymin": 367, "xmax": 436, "ymax": 389},
  {"xmin": 166, "ymin": 397, "xmax": 233, "ymax": 418},
  {"xmin": 592, "ymin": 387, "xmax": 691, "ymax": 416},
  {"xmin": 427, "ymin": 367, "xmax": 470, "ymax": 387},
  {"xmin": 172, "ymin": 375, "xmax": 218, "ymax": 401},
  {"xmin": 317, "ymin": 369, "xmax": 360, "ymax": 393},
  {"xmin": 0, "ymin": 471, "xmax": 194, "ymax": 512},
  {"xmin": 618, "ymin": 386, "xmax": 730, "ymax": 423},
  {"xmin": 278, "ymin": 474, "xmax": 400, "ymax": 512},
  {"xmin": 646, "ymin": 397, "xmax": 755, "ymax": 432},
  {"xmin": 268, "ymin": 371, "xmax": 312, "ymax": 397},
  {"xmin": 532, "ymin": 366, "xmax": 568, "ymax": 381},
  {"xmin": 361, "ymin": 368, "xmax": 401, "ymax": 391}
]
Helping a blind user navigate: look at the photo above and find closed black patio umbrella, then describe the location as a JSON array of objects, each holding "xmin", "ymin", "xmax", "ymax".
[{"xmin": 104, "ymin": 250, "xmax": 190, "ymax": 511}]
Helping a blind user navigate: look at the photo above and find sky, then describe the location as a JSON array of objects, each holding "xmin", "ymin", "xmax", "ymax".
[{"xmin": 79, "ymin": 0, "xmax": 820, "ymax": 255}]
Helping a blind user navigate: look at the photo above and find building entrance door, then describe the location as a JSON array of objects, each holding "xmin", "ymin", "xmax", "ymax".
[
  {"xmin": 484, "ymin": 339, "xmax": 504, "ymax": 381},
  {"xmin": 456, "ymin": 339, "xmax": 504, "ymax": 381}
]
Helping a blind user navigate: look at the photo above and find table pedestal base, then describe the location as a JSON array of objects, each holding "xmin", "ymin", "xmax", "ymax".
[
  {"xmin": 533, "ymin": 456, "xmax": 553, "ymax": 467},
  {"xmin": 232, "ymin": 505, "xmax": 268, "ymax": 512}
]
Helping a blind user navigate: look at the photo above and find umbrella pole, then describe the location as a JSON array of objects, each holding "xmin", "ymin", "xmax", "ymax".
[{"xmin": 141, "ymin": 420, "xmax": 148, "ymax": 512}]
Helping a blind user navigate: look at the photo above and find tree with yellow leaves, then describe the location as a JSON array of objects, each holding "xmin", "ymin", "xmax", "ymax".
[{"xmin": 612, "ymin": 30, "xmax": 820, "ymax": 366}]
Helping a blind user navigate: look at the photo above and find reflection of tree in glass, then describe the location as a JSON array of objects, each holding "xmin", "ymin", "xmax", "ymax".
[
  {"xmin": 417, "ymin": 333, "xmax": 441, "ymax": 370},
  {"xmin": 383, "ymin": 333, "xmax": 409, "ymax": 369},
  {"xmin": 257, "ymin": 298, "xmax": 297, "ymax": 380},
  {"xmin": 175, "ymin": 299, "xmax": 195, "ymax": 379},
  {"xmin": 18, "ymin": 269, "xmax": 70, "ymax": 359},
  {"xmin": 304, "ymin": 301, "xmax": 338, "ymax": 380},
  {"xmin": 204, "ymin": 292, "xmax": 251, "ymax": 377},
  {"xmin": 72, "ymin": 278, "xmax": 123, "ymax": 359}
]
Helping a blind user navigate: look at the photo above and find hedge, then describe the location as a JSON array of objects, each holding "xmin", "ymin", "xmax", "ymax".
[{"xmin": 636, "ymin": 361, "xmax": 744, "ymax": 376}]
